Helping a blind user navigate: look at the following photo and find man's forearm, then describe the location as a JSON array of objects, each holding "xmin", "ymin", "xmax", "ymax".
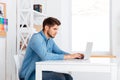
[{"xmin": 64, "ymin": 54, "xmax": 75, "ymax": 60}]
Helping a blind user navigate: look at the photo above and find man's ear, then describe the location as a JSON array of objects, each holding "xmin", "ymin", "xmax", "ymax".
[{"xmin": 45, "ymin": 25, "xmax": 49, "ymax": 31}]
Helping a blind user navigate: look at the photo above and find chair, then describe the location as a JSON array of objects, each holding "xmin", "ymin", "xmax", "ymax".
[{"xmin": 14, "ymin": 54, "xmax": 24, "ymax": 80}]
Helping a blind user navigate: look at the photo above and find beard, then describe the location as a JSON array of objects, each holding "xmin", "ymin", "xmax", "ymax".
[{"xmin": 47, "ymin": 31, "xmax": 55, "ymax": 38}]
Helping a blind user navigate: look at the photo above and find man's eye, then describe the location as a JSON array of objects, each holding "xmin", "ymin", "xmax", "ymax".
[{"xmin": 54, "ymin": 29, "xmax": 57, "ymax": 30}]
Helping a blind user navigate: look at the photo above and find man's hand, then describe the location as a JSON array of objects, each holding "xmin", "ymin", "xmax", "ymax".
[{"xmin": 64, "ymin": 53, "xmax": 84, "ymax": 60}]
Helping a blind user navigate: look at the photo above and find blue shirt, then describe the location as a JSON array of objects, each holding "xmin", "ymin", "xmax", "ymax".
[{"xmin": 19, "ymin": 30, "xmax": 68, "ymax": 80}]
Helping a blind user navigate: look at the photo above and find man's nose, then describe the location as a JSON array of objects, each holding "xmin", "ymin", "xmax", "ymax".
[{"xmin": 56, "ymin": 31, "xmax": 58, "ymax": 34}]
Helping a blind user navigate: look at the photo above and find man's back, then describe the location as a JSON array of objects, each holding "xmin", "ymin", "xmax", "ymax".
[{"xmin": 19, "ymin": 33, "xmax": 43, "ymax": 80}]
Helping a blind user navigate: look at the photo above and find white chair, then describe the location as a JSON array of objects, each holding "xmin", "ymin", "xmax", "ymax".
[{"xmin": 14, "ymin": 54, "xmax": 24, "ymax": 80}]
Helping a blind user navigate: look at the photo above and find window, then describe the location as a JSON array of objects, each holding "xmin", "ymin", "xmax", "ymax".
[{"xmin": 72, "ymin": 0, "xmax": 110, "ymax": 54}]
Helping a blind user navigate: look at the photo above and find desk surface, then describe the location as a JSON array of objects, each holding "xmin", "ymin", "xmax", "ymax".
[
  {"xmin": 36, "ymin": 58, "xmax": 118, "ymax": 80},
  {"xmin": 36, "ymin": 58, "xmax": 117, "ymax": 65}
]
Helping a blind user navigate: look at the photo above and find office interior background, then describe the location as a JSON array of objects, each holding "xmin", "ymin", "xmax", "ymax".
[{"xmin": 0, "ymin": 0, "xmax": 120, "ymax": 80}]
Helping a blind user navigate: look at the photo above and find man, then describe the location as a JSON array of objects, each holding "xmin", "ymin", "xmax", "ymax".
[{"xmin": 19, "ymin": 17, "xmax": 84, "ymax": 80}]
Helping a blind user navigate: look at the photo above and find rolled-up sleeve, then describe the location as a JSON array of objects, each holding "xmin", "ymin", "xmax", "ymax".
[{"xmin": 30, "ymin": 34, "xmax": 64, "ymax": 60}]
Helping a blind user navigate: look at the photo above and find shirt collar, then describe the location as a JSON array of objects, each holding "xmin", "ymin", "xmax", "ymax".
[{"xmin": 39, "ymin": 30, "xmax": 51, "ymax": 42}]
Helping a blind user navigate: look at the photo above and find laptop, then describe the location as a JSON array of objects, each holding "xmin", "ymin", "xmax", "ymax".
[
  {"xmin": 83, "ymin": 42, "xmax": 93, "ymax": 60},
  {"xmin": 68, "ymin": 42, "xmax": 93, "ymax": 61}
]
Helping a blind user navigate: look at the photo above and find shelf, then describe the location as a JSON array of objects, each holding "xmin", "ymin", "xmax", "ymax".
[
  {"xmin": 19, "ymin": 28, "xmax": 30, "ymax": 33},
  {"xmin": 20, "ymin": 9, "xmax": 31, "ymax": 12},
  {"xmin": 17, "ymin": 0, "xmax": 47, "ymax": 55},
  {"xmin": 33, "ymin": 10, "xmax": 46, "ymax": 17},
  {"xmin": 33, "ymin": 10, "xmax": 47, "ymax": 25}
]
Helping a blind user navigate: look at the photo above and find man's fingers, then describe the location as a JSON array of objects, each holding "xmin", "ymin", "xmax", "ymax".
[{"xmin": 79, "ymin": 54, "xmax": 84, "ymax": 59}]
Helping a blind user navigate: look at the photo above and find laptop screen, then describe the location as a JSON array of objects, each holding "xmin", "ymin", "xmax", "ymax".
[{"xmin": 84, "ymin": 42, "xmax": 93, "ymax": 60}]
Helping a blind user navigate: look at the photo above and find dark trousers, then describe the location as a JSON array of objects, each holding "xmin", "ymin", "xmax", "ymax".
[
  {"xmin": 42, "ymin": 71, "xmax": 73, "ymax": 80},
  {"xmin": 26, "ymin": 71, "xmax": 73, "ymax": 80}
]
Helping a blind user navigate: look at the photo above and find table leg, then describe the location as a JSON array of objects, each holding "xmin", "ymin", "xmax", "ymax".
[
  {"xmin": 111, "ymin": 65, "xmax": 118, "ymax": 80},
  {"xmin": 36, "ymin": 65, "xmax": 42, "ymax": 80}
]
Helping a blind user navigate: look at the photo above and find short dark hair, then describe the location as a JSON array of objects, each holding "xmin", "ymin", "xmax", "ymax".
[{"xmin": 42, "ymin": 17, "xmax": 61, "ymax": 31}]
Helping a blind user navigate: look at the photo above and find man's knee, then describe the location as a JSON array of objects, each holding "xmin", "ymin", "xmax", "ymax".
[
  {"xmin": 63, "ymin": 73, "xmax": 73, "ymax": 80},
  {"xmin": 53, "ymin": 74, "xmax": 66, "ymax": 80},
  {"xmin": 43, "ymin": 71, "xmax": 66, "ymax": 80}
]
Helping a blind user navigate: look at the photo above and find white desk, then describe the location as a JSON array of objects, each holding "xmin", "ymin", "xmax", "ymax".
[{"xmin": 36, "ymin": 58, "xmax": 118, "ymax": 80}]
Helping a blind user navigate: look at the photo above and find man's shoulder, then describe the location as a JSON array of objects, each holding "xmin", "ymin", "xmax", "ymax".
[
  {"xmin": 32, "ymin": 32, "xmax": 42, "ymax": 38},
  {"xmin": 30, "ymin": 32, "xmax": 43, "ymax": 41}
]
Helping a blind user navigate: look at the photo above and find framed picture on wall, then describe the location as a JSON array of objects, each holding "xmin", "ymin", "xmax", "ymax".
[
  {"xmin": 33, "ymin": 4, "xmax": 42, "ymax": 13},
  {"xmin": 0, "ymin": 2, "xmax": 7, "ymax": 37},
  {"xmin": 0, "ymin": 2, "xmax": 6, "ymax": 18}
]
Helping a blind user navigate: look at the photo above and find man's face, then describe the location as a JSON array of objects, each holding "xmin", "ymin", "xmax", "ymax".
[{"xmin": 47, "ymin": 25, "xmax": 59, "ymax": 38}]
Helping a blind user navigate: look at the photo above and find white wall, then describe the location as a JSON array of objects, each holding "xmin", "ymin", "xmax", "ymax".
[
  {"xmin": 0, "ymin": 0, "xmax": 16, "ymax": 80},
  {"xmin": 111, "ymin": 0, "xmax": 120, "ymax": 57},
  {"xmin": 60, "ymin": 0, "xmax": 72, "ymax": 52},
  {"xmin": 6, "ymin": 0, "xmax": 16, "ymax": 80},
  {"xmin": 0, "ymin": 1, "xmax": 7, "ymax": 80},
  {"xmin": 0, "ymin": 38, "xmax": 6, "ymax": 80}
]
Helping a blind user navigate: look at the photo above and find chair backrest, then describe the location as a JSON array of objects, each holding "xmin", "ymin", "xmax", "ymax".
[{"xmin": 14, "ymin": 54, "xmax": 24, "ymax": 80}]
